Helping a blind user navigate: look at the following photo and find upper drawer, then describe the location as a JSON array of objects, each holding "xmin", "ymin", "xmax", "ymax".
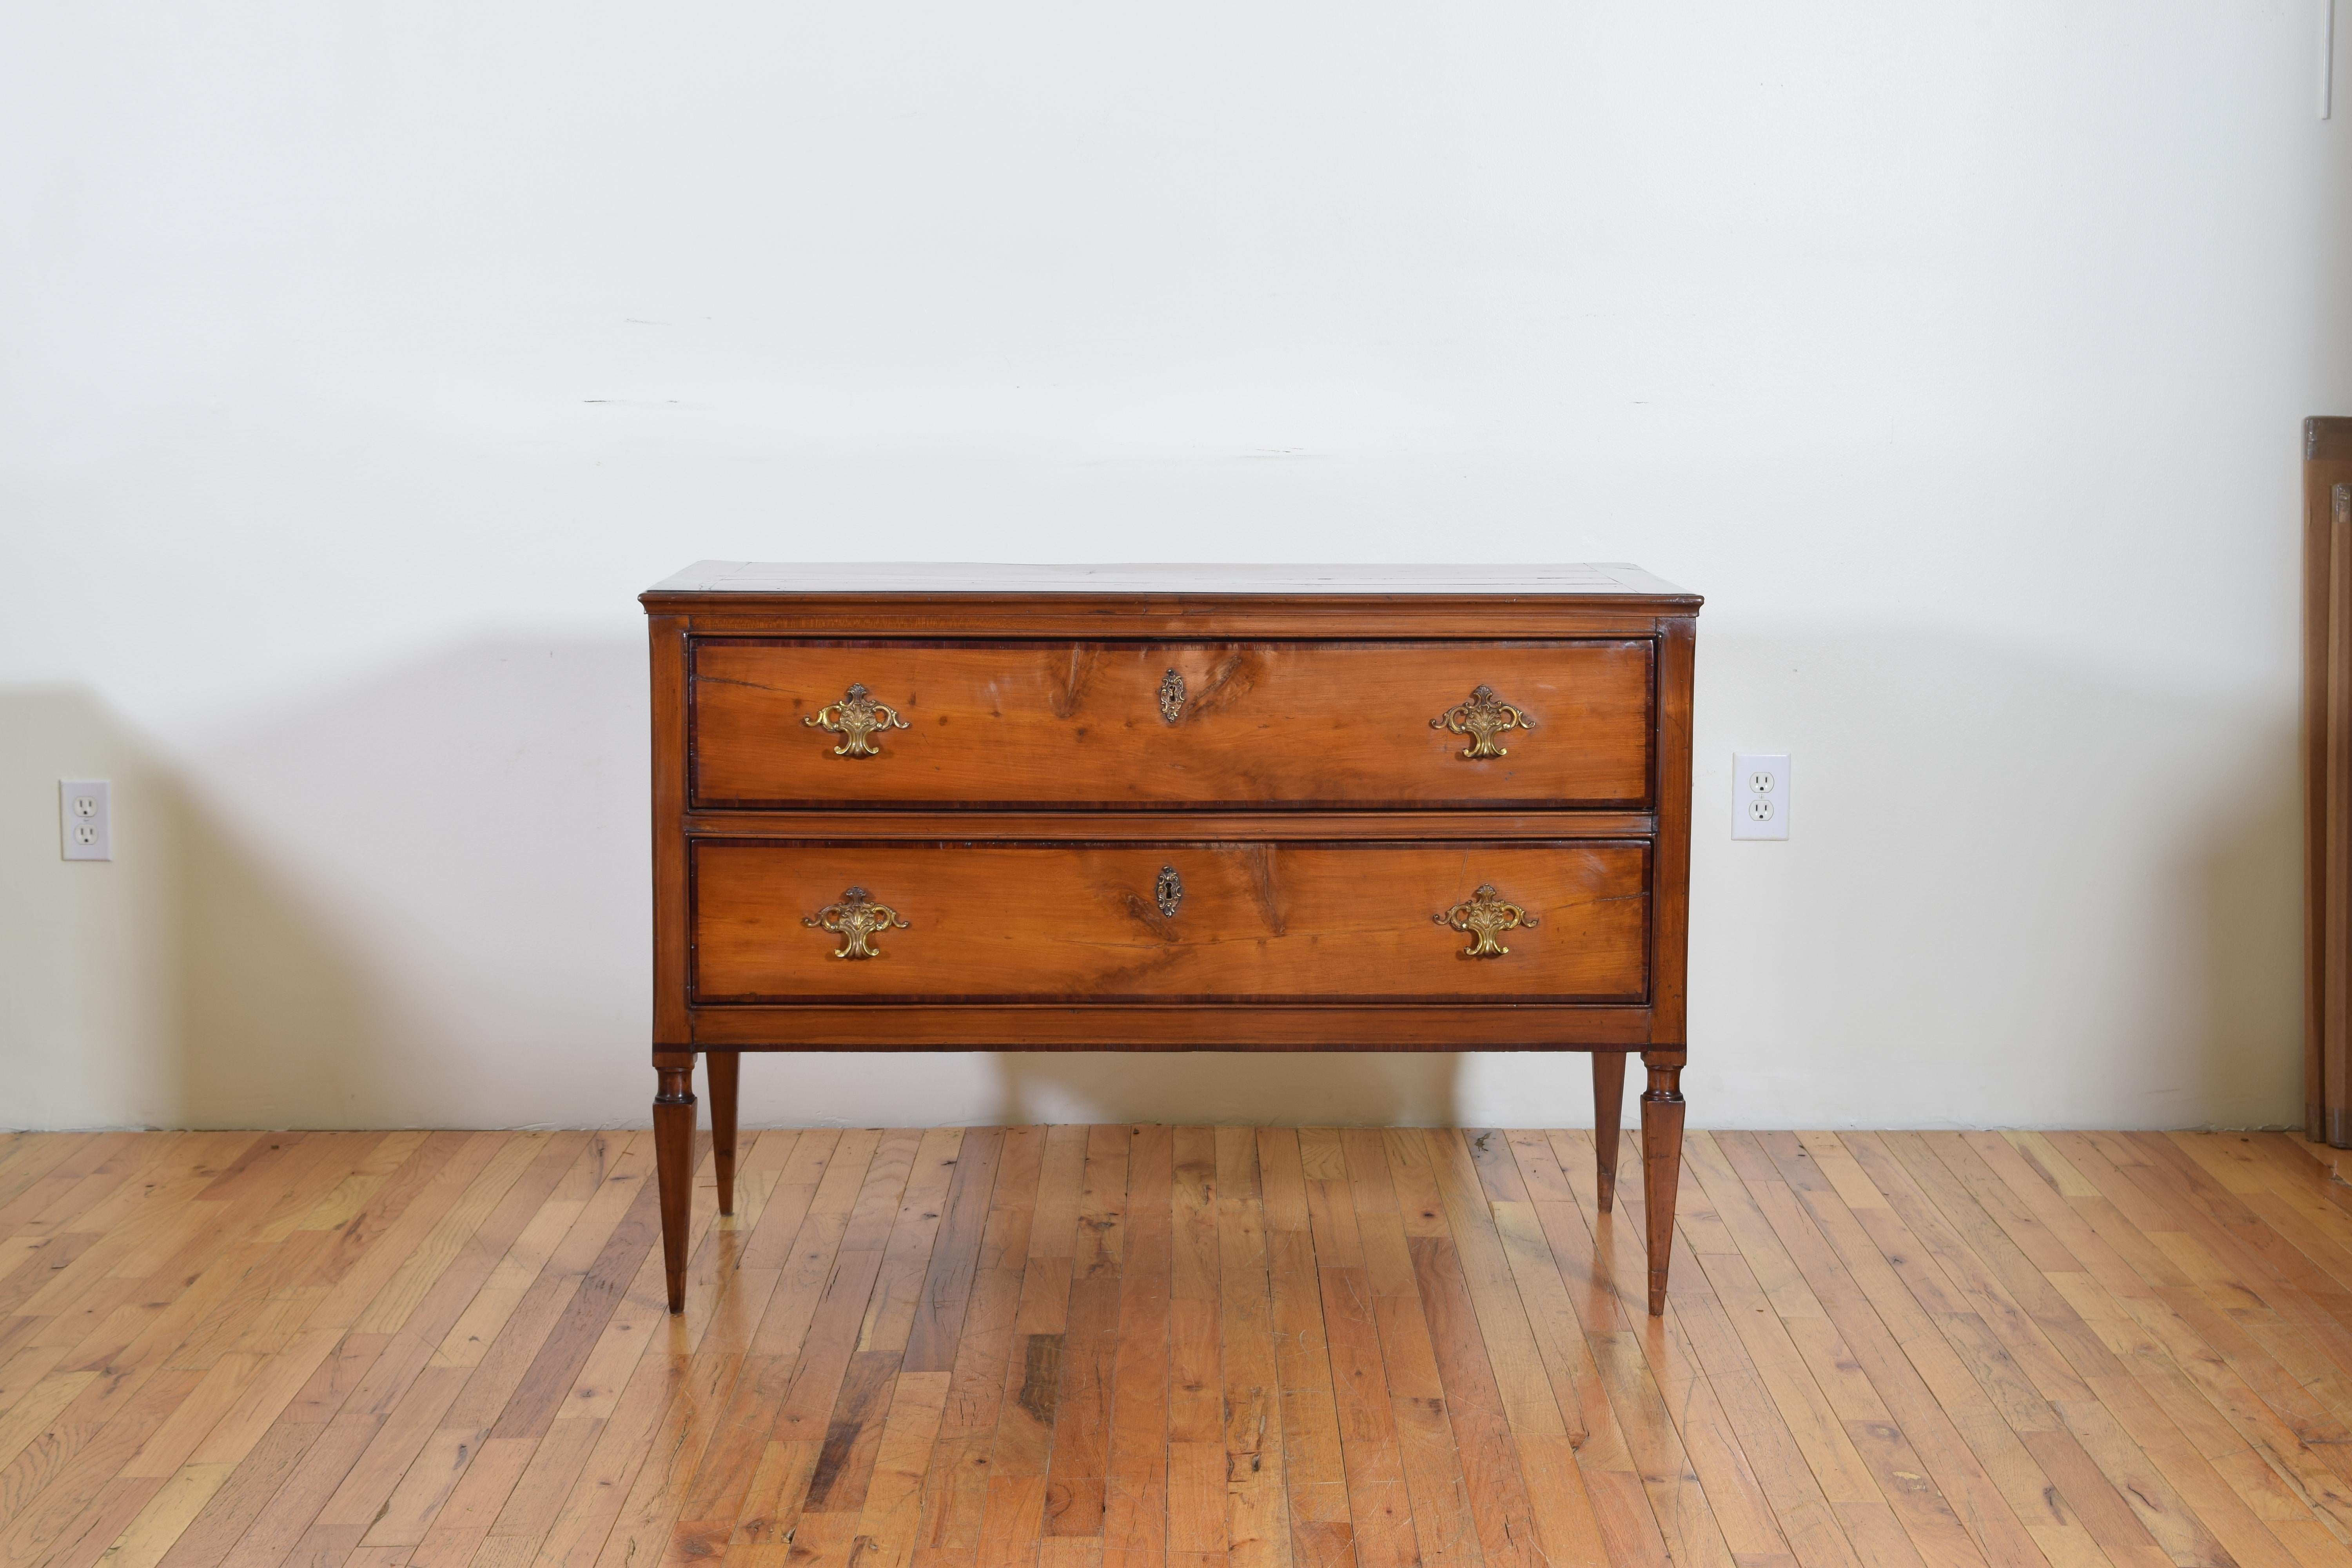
[{"xmin": 690, "ymin": 639, "xmax": 1654, "ymax": 809}]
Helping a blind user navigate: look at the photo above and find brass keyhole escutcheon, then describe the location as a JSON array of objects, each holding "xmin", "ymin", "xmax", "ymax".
[
  {"xmin": 1154, "ymin": 865, "xmax": 1183, "ymax": 918},
  {"xmin": 804, "ymin": 683, "xmax": 910, "ymax": 758},
  {"xmin": 804, "ymin": 886, "xmax": 910, "ymax": 960},
  {"xmin": 1158, "ymin": 669, "xmax": 1185, "ymax": 724},
  {"xmin": 1433, "ymin": 884, "xmax": 1537, "ymax": 958},
  {"xmin": 1430, "ymin": 684, "xmax": 1535, "ymax": 759}
]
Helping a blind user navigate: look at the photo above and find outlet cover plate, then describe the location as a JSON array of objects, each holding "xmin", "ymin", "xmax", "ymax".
[
  {"xmin": 60, "ymin": 779, "xmax": 111, "ymax": 860},
  {"xmin": 1732, "ymin": 752, "xmax": 1789, "ymax": 840}
]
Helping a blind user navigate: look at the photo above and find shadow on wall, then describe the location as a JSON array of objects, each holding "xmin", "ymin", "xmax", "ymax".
[
  {"xmin": 1684, "ymin": 625, "xmax": 2300, "ymax": 1131},
  {"xmin": 0, "ymin": 685, "xmax": 188, "ymax": 1128},
  {"xmin": 0, "ymin": 619, "xmax": 2305, "ymax": 1131},
  {"xmin": 990, "ymin": 1052, "xmax": 1462, "ymax": 1129},
  {"xmin": 0, "ymin": 645, "xmax": 653, "ymax": 1129},
  {"xmin": 169, "ymin": 640, "xmax": 651, "ymax": 1128},
  {"xmin": 175, "ymin": 771, "xmax": 428, "ymax": 1129},
  {"xmin": 2179, "ymin": 736, "xmax": 2301, "ymax": 1126}
]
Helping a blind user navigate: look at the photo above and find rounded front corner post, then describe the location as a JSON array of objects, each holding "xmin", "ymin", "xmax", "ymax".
[
  {"xmin": 653, "ymin": 1054, "xmax": 698, "ymax": 1313},
  {"xmin": 1639, "ymin": 1049, "xmax": 1685, "ymax": 1316}
]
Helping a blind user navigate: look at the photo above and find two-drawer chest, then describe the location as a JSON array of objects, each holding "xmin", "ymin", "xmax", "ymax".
[{"xmin": 642, "ymin": 563, "xmax": 1700, "ymax": 1314}]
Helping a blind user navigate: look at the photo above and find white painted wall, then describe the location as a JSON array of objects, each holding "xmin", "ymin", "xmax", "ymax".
[{"xmin": 4, "ymin": 2, "xmax": 2347, "ymax": 1132}]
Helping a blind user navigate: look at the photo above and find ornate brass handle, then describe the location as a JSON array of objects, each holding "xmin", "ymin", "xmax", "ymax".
[
  {"xmin": 1433, "ymin": 884, "xmax": 1538, "ymax": 958},
  {"xmin": 1430, "ymin": 685, "xmax": 1535, "ymax": 759},
  {"xmin": 804, "ymin": 886, "xmax": 909, "ymax": 959},
  {"xmin": 804, "ymin": 684, "xmax": 909, "ymax": 758}
]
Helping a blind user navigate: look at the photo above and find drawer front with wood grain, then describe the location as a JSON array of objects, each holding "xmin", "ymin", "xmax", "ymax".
[
  {"xmin": 690, "ymin": 639, "xmax": 1653, "ymax": 809},
  {"xmin": 690, "ymin": 838, "xmax": 1649, "ymax": 1004}
]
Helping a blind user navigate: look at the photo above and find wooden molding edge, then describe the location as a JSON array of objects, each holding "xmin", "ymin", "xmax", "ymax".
[{"xmin": 2285, "ymin": 1131, "xmax": 2352, "ymax": 1216}]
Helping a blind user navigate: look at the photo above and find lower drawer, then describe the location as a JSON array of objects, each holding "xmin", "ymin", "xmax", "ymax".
[{"xmin": 690, "ymin": 838, "xmax": 1649, "ymax": 1004}]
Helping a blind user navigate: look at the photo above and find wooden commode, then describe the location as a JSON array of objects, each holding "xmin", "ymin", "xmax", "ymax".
[{"xmin": 642, "ymin": 563, "xmax": 1700, "ymax": 1313}]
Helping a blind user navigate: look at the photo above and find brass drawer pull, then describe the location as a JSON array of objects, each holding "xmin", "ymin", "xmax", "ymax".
[
  {"xmin": 1430, "ymin": 684, "xmax": 1535, "ymax": 759},
  {"xmin": 1154, "ymin": 865, "xmax": 1183, "ymax": 917},
  {"xmin": 804, "ymin": 886, "xmax": 909, "ymax": 959},
  {"xmin": 1434, "ymin": 884, "xmax": 1537, "ymax": 958},
  {"xmin": 804, "ymin": 683, "xmax": 910, "ymax": 758},
  {"xmin": 1158, "ymin": 668, "xmax": 1186, "ymax": 724}
]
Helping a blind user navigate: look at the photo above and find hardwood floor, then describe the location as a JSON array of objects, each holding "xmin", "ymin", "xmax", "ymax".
[{"xmin": 4, "ymin": 1129, "xmax": 2352, "ymax": 1568}]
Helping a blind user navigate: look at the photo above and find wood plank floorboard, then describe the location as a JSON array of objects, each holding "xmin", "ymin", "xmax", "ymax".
[{"xmin": 4, "ymin": 1128, "xmax": 2347, "ymax": 1568}]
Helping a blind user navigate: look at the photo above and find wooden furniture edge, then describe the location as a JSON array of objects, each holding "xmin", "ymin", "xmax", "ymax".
[
  {"xmin": 640, "ymin": 592, "xmax": 1701, "ymax": 639},
  {"xmin": 681, "ymin": 1004, "xmax": 1656, "ymax": 1049},
  {"xmin": 2308, "ymin": 422, "xmax": 2352, "ymax": 1142},
  {"xmin": 2309, "ymin": 416, "xmax": 2352, "ymax": 463},
  {"xmin": 643, "ymin": 572, "xmax": 1698, "ymax": 1316},
  {"xmin": 681, "ymin": 808, "xmax": 1662, "ymax": 838}
]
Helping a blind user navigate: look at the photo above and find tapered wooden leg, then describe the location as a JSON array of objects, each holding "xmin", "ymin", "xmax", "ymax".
[
  {"xmin": 708, "ymin": 1051, "xmax": 739, "ymax": 1218},
  {"xmin": 1593, "ymin": 1051, "xmax": 1626, "ymax": 1213},
  {"xmin": 653, "ymin": 1054, "xmax": 697, "ymax": 1313},
  {"xmin": 1639, "ymin": 1050, "xmax": 1685, "ymax": 1316}
]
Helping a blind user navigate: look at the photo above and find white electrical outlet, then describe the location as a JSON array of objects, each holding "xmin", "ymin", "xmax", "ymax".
[
  {"xmin": 60, "ymin": 779, "xmax": 111, "ymax": 861},
  {"xmin": 1732, "ymin": 753, "xmax": 1789, "ymax": 840}
]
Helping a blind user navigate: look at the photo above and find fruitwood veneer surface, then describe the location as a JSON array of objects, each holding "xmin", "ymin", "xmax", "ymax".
[{"xmin": 691, "ymin": 640, "xmax": 1654, "ymax": 809}]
